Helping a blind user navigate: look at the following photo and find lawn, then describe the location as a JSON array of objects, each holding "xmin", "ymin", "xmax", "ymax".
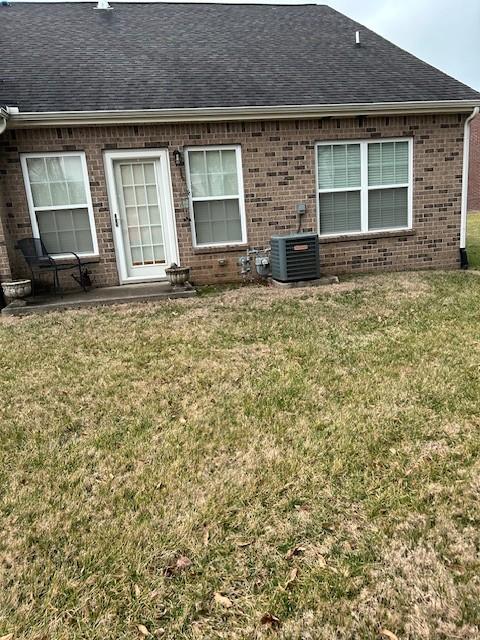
[
  {"xmin": 1, "ymin": 272, "xmax": 480, "ymax": 639},
  {"xmin": 467, "ymin": 211, "xmax": 480, "ymax": 269}
]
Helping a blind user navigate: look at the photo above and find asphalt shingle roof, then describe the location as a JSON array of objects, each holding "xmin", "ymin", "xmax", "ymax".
[{"xmin": 1, "ymin": 2, "xmax": 479, "ymax": 113}]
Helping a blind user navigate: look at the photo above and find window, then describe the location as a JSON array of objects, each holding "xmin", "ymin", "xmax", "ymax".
[
  {"xmin": 21, "ymin": 152, "xmax": 98, "ymax": 256},
  {"xmin": 316, "ymin": 139, "xmax": 412, "ymax": 236},
  {"xmin": 185, "ymin": 146, "xmax": 247, "ymax": 247}
]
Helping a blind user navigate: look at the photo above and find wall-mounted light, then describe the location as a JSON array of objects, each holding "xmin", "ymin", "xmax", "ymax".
[{"xmin": 173, "ymin": 148, "xmax": 184, "ymax": 167}]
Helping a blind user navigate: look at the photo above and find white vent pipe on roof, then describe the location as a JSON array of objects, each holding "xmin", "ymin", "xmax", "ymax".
[
  {"xmin": 355, "ymin": 31, "xmax": 360, "ymax": 46},
  {"xmin": 95, "ymin": 0, "xmax": 112, "ymax": 10}
]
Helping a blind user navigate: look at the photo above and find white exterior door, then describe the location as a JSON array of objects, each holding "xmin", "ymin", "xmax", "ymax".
[{"xmin": 104, "ymin": 150, "xmax": 178, "ymax": 283}]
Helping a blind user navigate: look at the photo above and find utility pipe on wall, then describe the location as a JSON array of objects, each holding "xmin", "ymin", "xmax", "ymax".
[{"xmin": 460, "ymin": 105, "xmax": 479, "ymax": 253}]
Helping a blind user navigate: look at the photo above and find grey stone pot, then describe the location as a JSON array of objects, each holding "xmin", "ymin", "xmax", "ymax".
[
  {"xmin": 165, "ymin": 265, "xmax": 191, "ymax": 287},
  {"xmin": 2, "ymin": 279, "xmax": 32, "ymax": 303}
]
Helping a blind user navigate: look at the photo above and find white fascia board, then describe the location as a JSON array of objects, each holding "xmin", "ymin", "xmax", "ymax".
[
  {"xmin": 7, "ymin": 100, "xmax": 480, "ymax": 128},
  {"xmin": 0, "ymin": 108, "xmax": 9, "ymax": 135}
]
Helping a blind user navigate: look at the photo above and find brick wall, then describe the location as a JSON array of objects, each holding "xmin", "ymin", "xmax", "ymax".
[
  {"xmin": 468, "ymin": 114, "xmax": 480, "ymax": 212},
  {"xmin": 0, "ymin": 113, "xmax": 466, "ymax": 286}
]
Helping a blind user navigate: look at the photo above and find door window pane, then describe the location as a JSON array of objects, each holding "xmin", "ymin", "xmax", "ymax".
[
  {"xmin": 120, "ymin": 164, "xmax": 133, "ymax": 186},
  {"xmin": 133, "ymin": 164, "xmax": 144, "ymax": 184},
  {"xmin": 153, "ymin": 245, "xmax": 165, "ymax": 262},
  {"xmin": 144, "ymin": 163, "xmax": 156, "ymax": 184},
  {"xmin": 151, "ymin": 225, "xmax": 164, "ymax": 245}
]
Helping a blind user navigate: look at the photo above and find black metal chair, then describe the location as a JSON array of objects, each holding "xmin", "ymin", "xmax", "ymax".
[{"xmin": 16, "ymin": 237, "xmax": 90, "ymax": 296}]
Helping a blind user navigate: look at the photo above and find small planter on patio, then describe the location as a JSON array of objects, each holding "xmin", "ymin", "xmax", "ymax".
[
  {"xmin": 165, "ymin": 264, "xmax": 191, "ymax": 287},
  {"xmin": 1, "ymin": 279, "xmax": 32, "ymax": 305}
]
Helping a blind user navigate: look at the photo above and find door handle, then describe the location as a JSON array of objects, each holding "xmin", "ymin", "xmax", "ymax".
[{"xmin": 114, "ymin": 213, "xmax": 119, "ymax": 228}]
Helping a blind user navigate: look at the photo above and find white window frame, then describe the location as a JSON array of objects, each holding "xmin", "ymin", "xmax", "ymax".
[
  {"xmin": 184, "ymin": 145, "xmax": 247, "ymax": 248},
  {"xmin": 315, "ymin": 138, "xmax": 413, "ymax": 238},
  {"xmin": 20, "ymin": 151, "xmax": 99, "ymax": 259}
]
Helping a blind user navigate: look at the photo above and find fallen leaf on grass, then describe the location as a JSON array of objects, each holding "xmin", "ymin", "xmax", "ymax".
[
  {"xmin": 175, "ymin": 555, "xmax": 192, "ymax": 570},
  {"xmin": 214, "ymin": 592, "xmax": 233, "ymax": 608},
  {"xmin": 284, "ymin": 567, "xmax": 298, "ymax": 589},
  {"xmin": 285, "ymin": 545, "xmax": 306, "ymax": 560},
  {"xmin": 235, "ymin": 540, "xmax": 253, "ymax": 547},
  {"xmin": 134, "ymin": 584, "xmax": 141, "ymax": 597},
  {"xmin": 0, "ymin": 634, "xmax": 13, "ymax": 640},
  {"xmin": 203, "ymin": 526, "xmax": 210, "ymax": 546},
  {"xmin": 137, "ymin": 624, "xmax": 150, "ymax": 636},
  {"xmin": 380, "ymin": 630, "xmax": 399, "ymax": 640},
  {"xmin": 260, "ymin": 613, "xmax": 281, "ymax": 629},
  {"xmin": 294, "ymin": 503, "xmax": 311, "ymax": 512},
  {"xmin": 164, "ymin": 555, "xmax": 192, "ymax": 576},
  {"xmin": 278, "ymin": 481, "xmax": 295, "ymax": 494}
]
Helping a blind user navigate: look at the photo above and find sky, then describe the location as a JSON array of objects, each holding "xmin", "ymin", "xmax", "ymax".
[{"xmin": 17, "ymin": 0, "xmax": 480, "ymax": 91}]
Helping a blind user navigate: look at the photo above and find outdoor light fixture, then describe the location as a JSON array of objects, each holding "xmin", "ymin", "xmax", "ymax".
[{"xmin": 173, "ymin": 148, "xmax": 184, "ymax": 167}]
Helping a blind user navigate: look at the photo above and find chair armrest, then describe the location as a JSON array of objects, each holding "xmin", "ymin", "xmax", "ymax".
[{"xmin": 48, "ymin": 251, "xmax": 82, "ymax": 266}]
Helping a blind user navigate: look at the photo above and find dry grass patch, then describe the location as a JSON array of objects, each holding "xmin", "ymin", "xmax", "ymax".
[{"xmin": 0, "ymin": 271, "xmax": 480, "ymax": 639}]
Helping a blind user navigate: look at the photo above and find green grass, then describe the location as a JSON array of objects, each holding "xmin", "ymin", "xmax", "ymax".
[
  {"xmin": 467, "ymin": 211, "xmax": 480, "ymax": 269},
  {"xmin": 1, "ymin": 272, "xmax": 480, "ymax": 639}
]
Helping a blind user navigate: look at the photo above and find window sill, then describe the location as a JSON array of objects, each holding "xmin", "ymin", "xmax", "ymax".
[
  {"xmin": 193, "ymin": 244, "xmax": 248, "ymax": 255},
  {"xmin": 50, "ymin": 255, "xmax": 101, "ymax": 265},
  {"xmin": 318, "ymin": 229, "xmax": 415, "ymax": 244}
]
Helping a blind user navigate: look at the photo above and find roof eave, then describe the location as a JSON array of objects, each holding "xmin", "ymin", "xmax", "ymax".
[{"xmin": 7, "ymin": 100, "xmax": 480, "ymax": 128}]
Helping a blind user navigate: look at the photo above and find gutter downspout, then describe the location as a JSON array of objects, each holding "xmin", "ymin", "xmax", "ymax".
[{"xmin": 460, "ymin": 106, "xmax": 479, "ymax": 267}]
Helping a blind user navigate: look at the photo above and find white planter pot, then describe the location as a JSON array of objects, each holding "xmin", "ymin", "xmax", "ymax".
[{"xmin": 2, "ymin": 279, "xmax": 32, "ymax": 303}]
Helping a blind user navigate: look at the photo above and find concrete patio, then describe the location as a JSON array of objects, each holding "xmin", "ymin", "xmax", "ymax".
[{"xmin": 1, "ymin": 281, "xmax": 196, "ymax": 316}]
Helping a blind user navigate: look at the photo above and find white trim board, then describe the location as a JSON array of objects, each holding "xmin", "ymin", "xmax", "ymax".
[{"xmin": 7, "ymin": 100, "xmax": 480, "ymax": 128}]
